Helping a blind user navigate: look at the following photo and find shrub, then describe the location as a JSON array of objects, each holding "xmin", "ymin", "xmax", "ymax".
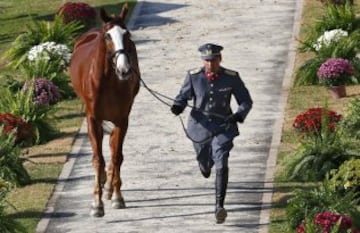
[
  {"xmin": 329, "ymin": 158, "xmax": 360, "ymax": 195},
  {"xmin": 286, "ymin": 179, "xmax": 360, "ymax": 231},
  {"xmin": 296, "ymin": 212, "xmax": 360, "ymax": 233},
  {"xmin": 295, "ymin": 2, "xmax": 360, "ymax": 85},
  {"xmin": 317, "ymin": 57, "xmax": 355, "ymax": 86},
  {"xmin": 341, "ymin": 97, "xmax": 360, "ymax": 138},
  {"xmin": 0, "ymin": 128, "xmax": 30, "ymax": 186},
  {"xmin": 0, "ymin": 113, "xmax": 34, "ymax": 146},
  {"xmin": 0, "ymin": 87, "xmax": 58, "ymax": 144},
  {"xmin": 22, "ymin": 78, "xmax": 61, "ymax": 105},
  {"xmin": 57, "ymin": 2, "xmax": 96, "ymax": 31},
  {"xmin": 282, "ymin": 106, "xmax": 356, "ymax": 182},
  {"xmin": 3, "ymin": 15, "xmax": 82, "ymax": 69},
  {"xmin": 293, "ymin": 107, "xmax": 342, "ymax": 136}
]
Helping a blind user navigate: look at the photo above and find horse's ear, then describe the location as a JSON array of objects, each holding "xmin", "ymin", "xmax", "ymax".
[
  {"xmin": 100, "ymin": 8, "xmax": 111, "ymax": 23},
  {"xmin": 120, "ymin": 2, "xmax": 128, "ymax": 20}
]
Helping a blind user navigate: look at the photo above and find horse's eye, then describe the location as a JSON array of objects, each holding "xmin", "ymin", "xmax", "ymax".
[{"xmin": 105, "ymin": 33, "xmax": 112, "ymax": 40}]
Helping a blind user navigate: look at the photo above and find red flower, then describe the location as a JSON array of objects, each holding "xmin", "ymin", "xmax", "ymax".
[
  {"xmin": 0, "ymin": 113, "xmax": 34, "ymax": 145},
  {"xmin": 293, "ymin": 107, "xmax": 342, "ymax": 135},
  {"xmin": 297, "ymin": 212, "xmax": 360, "ymax": 233},
  {"xmin": 57, "ymin": 2, "xmax": 96, "ymax": 29}
]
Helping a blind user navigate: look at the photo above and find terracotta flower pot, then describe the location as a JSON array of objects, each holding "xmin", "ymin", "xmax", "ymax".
[{"xmin": 329, "ymin": 85, "xmax": 346, "ymax": 99}]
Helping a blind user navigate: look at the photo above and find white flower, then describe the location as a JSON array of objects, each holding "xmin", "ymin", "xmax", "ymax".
[
  {"xmin": 27, "ymin": 41, "xmax": 72, "ymax": 64},
  {"xmin": 313, "ymin": 29, "xmax": 348, "ymax": 51}
]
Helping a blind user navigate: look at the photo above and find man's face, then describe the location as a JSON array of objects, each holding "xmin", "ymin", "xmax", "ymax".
[{"xmin": 203, "ymin": 56, "xmax": 221, "ymax": 74}]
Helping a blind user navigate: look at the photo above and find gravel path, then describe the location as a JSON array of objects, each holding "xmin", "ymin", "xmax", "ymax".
[{"xmin": 36, "ymin": 0, "xmax": 302, "ymax": 232}]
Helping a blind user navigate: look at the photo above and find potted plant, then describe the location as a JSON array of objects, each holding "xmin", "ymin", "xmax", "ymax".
[{"xmin": 317, "ymin": 57, "xmax": 355, "ymax": 98}]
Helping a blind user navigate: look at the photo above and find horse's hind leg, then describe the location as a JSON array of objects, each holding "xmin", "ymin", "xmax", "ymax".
[
  {"xmin": 106, "ymin": 119, "xmax": 127, "ymax": 209},
  {"xmin": 87, "ymin": 116, "xmax": 106, "ymax": 217}
]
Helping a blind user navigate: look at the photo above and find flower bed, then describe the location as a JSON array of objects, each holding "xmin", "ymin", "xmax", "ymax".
[
  {"xmin": 0, "ymin": 113, "xmax": 34, "ymax": 145},
  {"xmin": 297, "ymin": 212, "xmax": 360, "ymax": 233},
  {"xmin": 22, "ymin": 78, "xmax": 61, "ymax": 105},
  {"xmin": 317, "ymin": 58, "xmax": 354, "ymax": 87},
  {"xmin": 293, "ymin": 107, "xmax": 342, "ymax": 135},
  {"xmin": 57, "ymin": 2, "xmax": 96, "ymax": 30}
]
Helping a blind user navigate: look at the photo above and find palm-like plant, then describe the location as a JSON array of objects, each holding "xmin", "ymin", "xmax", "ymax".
[
  {"xmin": 295, "ymin": 33, "xmax": 360, "ymax": 85},
  {"xmin": 281, "ymin": 106, "xmax": 357, "ymax": 182},
  {"xmin": 0, "ymin": 129, "xmax": 30, "ymax": 186},
  {"xmin": 286, "ymin": 178, "xmax": 360, "ymax": 231},
  {"xmin": 3, "ymin": 15, "xmax": 82, "ymax": 68},
  {"xmin": 0, "ymin": 87, "xmax": 58, "ymax": 144}
]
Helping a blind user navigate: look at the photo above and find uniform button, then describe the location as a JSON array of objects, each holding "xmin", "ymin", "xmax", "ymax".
[
  {"xmin": 210, "ymin": 84, "xmax": 214, "ymax": 87},
  {"xmin": 209, "ymin": 104, "xmax": 212, "ymax": 108},
  {"xmin": 208, "ymin": 118, "xmax": 212, "ymax": 122},
  {"xmin": 209, "ymin": 97, "xmax": 213, "ymax": 101},
  {"xmin": 210, "ymin": 91, "xmax": 214, "ymax": 94}
]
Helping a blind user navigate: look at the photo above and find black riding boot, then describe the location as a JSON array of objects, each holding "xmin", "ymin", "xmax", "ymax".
[{"xmin": 215, "ymin": 167, "xmax": 228, "ymax": 224}]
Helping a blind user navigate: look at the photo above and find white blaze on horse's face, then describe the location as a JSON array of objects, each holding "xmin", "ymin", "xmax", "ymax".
[{"xmin": 107, "ymin": 25, "xmax": 131, "ymax": 80}]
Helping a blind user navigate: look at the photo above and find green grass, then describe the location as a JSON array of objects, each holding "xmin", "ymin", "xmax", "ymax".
[{"xmin": 0, "ymin": 1, "xmax": 137, "ymax": 232}]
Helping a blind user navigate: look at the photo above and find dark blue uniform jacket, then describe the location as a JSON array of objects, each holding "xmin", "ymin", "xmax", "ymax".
[{"xmin": 174, "ymin": 66, "xmax": 253, "ymax": 144}]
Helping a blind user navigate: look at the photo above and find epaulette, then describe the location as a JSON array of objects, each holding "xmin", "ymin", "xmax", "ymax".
[
  {"xmin": 189, "ymin": 68, "xmax": 202, "ymax": 75},
  {"xmin": 224, "ymin": 69, "xmax": 238, "ymax": 76}
]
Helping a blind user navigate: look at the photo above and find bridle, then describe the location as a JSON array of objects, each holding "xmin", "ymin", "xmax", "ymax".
[{"xmin": 103, "ymin": 23, "xmax": 132, "ymax": 71}]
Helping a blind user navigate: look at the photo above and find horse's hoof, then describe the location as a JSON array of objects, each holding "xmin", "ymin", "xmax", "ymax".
[
  {"xmin": 90, "ymin": 206, "xmax": 105, "ymax": 217},
  {"xmin": 111, "ymin": 198, "xmax": 126, "ymax": 209}
]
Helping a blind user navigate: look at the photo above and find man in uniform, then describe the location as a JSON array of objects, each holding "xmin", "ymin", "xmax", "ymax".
[{"xmin": 170, "ymin": 43, "xmax": 253, "ymax": 224}]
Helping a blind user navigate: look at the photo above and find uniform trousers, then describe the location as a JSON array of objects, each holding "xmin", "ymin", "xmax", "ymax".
[{"xmin": 193, "ymin": 136, "xmax": 233, "ymax": 170}]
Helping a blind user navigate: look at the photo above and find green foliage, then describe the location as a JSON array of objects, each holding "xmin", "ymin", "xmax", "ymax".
[
  {"xmin": 286, "ymin": 178, "xmax": 360, "ymax": 231},
  {"xmin": 315, "ymin": 1, "xmax": 359, "ymax": 33},
  {"xmin": 281, "ymin": 105, "xmax": 357, "ymax": 181},
  {"xmin": 295, "ymin": 34, "xmax": 360, "ymax": 85},
  {"xmin": 0, "ymin": 179, "xmax": 26, "ymax": 233},
  {"xmin": 3, "ymin": 15, "xmax": 82, "ymax": 68},
  {"xmin": 295, "ymin": 2, "xmax": 360, "ymax": 86},
  {"xmin": 0, "ymin": 128, "xmax": 30, "ymax": 186},
  {"xmin": 20, "ymin": 59, "xmax": 75, "ymax": 99},
  {"xmin": 329, "ymin": 158, "xmax": 360, "ymax": 195},
  {"xmin": 341, "ymin": 97, "xmax": 360, "ymax": 138},
  {"xmin": 0, "ymin": 87, "xmax": 58, "ymax": 144}
]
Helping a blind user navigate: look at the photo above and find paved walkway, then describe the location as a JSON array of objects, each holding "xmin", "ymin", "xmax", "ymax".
[{"xmin": 36, "ymin": 0, "xmax": 302, "ymax": 232}]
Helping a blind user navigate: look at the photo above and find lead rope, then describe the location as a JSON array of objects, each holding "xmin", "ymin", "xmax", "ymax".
[{"xmin": 137, "ymin": 74, "xmax": 229, "ymax": 144}]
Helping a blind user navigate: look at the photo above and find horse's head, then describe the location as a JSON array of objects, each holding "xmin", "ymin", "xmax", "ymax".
[{"xmin": 100, "ymin": 3, "xmax": 133, "ymax": 80}]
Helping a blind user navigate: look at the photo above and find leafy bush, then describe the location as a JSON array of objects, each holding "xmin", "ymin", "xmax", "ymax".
[
  {"xmin": 0, "ymin": 179, "xmax": 26, "ymax": 232},
  {"xmin": 57, "ymin": 2, "xmax": 96, "ymax": 31},
  {"xmin": 286, "ymin": 179, "xmax": 360, "ymax": 231},
  {"xmin": 23, "ymin": 78, "xmax": 61, "ymax": 105},
  {"xmin": 296, "ymin": 34, "xmax": 360, "ymax": 85},
  {"xmin": 3, "ymin": 15, "xmax": 82, "ymax": 69},
  {"xmin": 0, "ymin": 128, "xmax": 30, "ymax": 186},
  {"xmin": 295, "ymin": 2, "xmax": 360, "ymax": 85},
  {"xmin": 293, "ymin": 107, "xmax": 342, "ymax": 136},
  {"xmin": 296, "ymin": 211, "xmax": 360, "ymax": 233},
  {"xmin": 317, "ymin": 57, "xmax": 355, "ymax": 86},
  {"xmin": 0, "ymin": 87, "xmax": 58, "ymax": 144},
  {"xmin": 282, "ymin": 105, "xmax": 357, "ymax": 181},
  {"xmin": 329, "ymin": 158, "xmax": 360, "ymax": 195},
  {"xmin": 0, "ymin": 113, "xmax": 34, "ymax": 146},
  {"xmin": 341, "ymin": 97, "xmax": 360, "ymax": 138}
]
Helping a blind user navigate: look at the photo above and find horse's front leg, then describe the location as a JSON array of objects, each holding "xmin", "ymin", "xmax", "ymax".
[
  {"xmin": 87, "ymin": 115, "xmax": 106, "ymax": 217},
  {"xmin": 105, "ymin": 119, "xmax": 127, "ymax": 209}
]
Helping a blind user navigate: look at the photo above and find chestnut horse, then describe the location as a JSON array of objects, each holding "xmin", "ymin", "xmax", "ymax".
[{"xmin": 69, "ymin": 3, "xmax": 140, "ymax": 217}]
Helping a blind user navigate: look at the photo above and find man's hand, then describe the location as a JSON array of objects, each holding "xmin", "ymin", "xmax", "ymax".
[
  {"xmin": 225, "ymin": 113, "xmax": 243, "ymax": 124},
  {"xmin": 171, "ymin": 105, "xmax": 183, "ymax": 116}
]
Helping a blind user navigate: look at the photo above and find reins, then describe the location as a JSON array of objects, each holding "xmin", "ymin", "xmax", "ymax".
[{"xmin": 136, "ymin": 72, "xmax": 230, "ymax": 144}]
